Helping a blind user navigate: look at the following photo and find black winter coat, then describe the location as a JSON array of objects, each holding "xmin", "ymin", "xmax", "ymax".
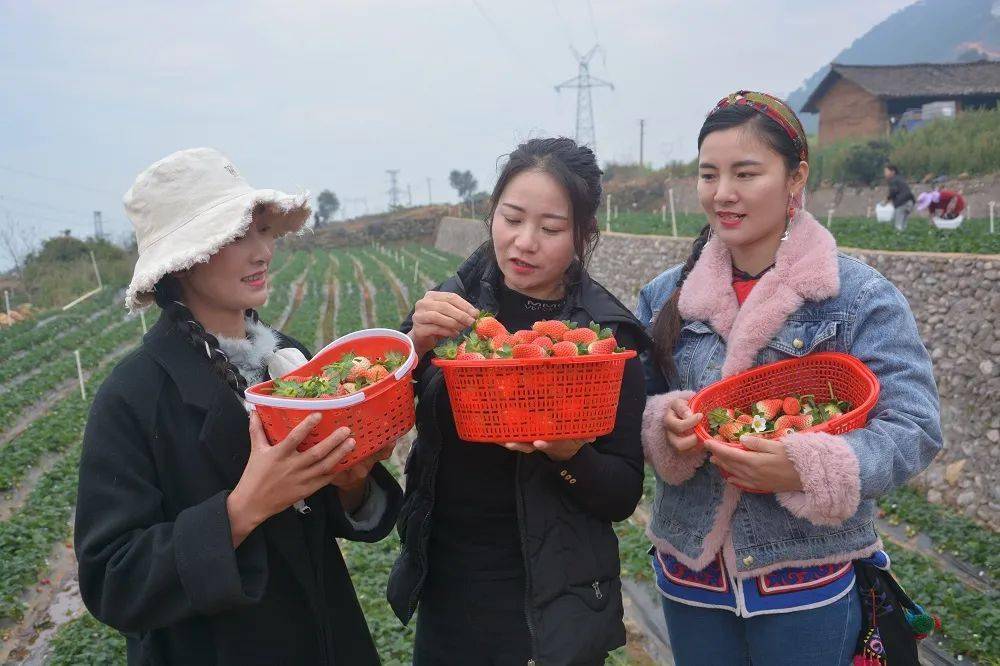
[
  {"xmin": 387, "ymin": 246, "xmax": 650, "ymax": 665},
  {"xmin": 75, "ymin": 314, "xmax": 402, "ymax": 665}
]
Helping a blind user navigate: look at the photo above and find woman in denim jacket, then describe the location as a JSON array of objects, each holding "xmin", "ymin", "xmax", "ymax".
[{"xmin": 637, "ymin": 92, "xmax": 942, "ymax": 665}]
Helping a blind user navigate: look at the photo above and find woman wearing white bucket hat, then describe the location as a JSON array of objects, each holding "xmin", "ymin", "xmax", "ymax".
[{"xmin": 74, "ymin": 148, "xmax": 402, "ymax": 665}]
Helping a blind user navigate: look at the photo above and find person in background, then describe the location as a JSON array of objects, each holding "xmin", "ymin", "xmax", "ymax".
[
  {"xmin": 917, "ymin": 187, "xmax": 966, "ymax": 220},
  {"xmin": 883, "ymin": 164, "xmax": 915, "ymax": 231}
]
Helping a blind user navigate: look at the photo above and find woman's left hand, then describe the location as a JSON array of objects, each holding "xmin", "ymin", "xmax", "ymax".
[
  {"xmin": 501, "ymin": 438, "xmax": 595, "ymax": 461},
  {"xmin": 329, "ymin": 442, "xmax": 395, "ymax": 511},
  {"xmin": 703, "ymin": 436, "xmax": 804, "ymax": 493}
]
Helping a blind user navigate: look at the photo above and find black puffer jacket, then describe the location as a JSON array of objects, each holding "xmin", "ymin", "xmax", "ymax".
[{"xmin": 387, "ymin": 245, "xmax": 650, "ymax": 665}]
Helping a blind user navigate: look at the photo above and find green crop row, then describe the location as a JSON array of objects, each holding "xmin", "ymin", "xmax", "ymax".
[
  {"xmin": 281, "ymin": 252, "xmax": 329, "ymax": 349},
  {"xmin": 0, "ymin": 444, "xmax": 83, "ymax": 621},
  {"xmin": 605, "ymin": 211, "xmax": 1000, "ymax": 255},
  {"xmin": 0, "ymin": 317, "xmax": 142, "ymax": 433},
  {"xmin": 259, "ymin": 251, "xmax": 310, "ymax": 324},
  {"xmin": 0, "ymin": 288, "xmax": 117, "ymax": 360}
]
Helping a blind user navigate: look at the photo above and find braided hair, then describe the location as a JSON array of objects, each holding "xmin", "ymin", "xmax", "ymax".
[
  {"xmin": 650, "ymin": 225, "xmax": 712, "ymax": 379},
  {"xmin": 152, "ymin": 274, "xmax": 262, "ymax": 394}
]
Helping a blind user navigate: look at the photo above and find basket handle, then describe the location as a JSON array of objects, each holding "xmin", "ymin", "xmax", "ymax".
[
  {"xmin": 243, "ymin": 388, "xmax": 366, "ymax": 409},
  {"xmin": 394, "ymin": 349, "xmax": 418, "ymax": 381}
]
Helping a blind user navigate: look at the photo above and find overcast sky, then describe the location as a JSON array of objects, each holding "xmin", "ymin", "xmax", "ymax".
[{"xmin": 0, "ymin": 0, "xmax": 913, "ymax": 267}]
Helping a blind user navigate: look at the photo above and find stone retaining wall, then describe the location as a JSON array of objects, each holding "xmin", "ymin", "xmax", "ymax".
[{"xmin": 435, "ymin": 216, "xmax": 1000, "ymax": 527}]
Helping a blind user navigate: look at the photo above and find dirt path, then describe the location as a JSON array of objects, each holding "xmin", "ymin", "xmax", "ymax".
[
  {"xmin": 0, "ymin": 340, "xmax": 139, "ymax": 522},
  {"xmin": 271, "ymin": 264, "xmax": 310, "ymax": 331},
  {"xmin": 351, "ymin": 258, "xmax": 375, "ymax": 329},
  {"xmin": 371, "ymin": 255, "xmax": 410, "ymax": 320},
  {"xmin": 0, "ymin": 523, "xmax": 82, "ymax": 664},
  {"xmin": 397, "ymin": 248, "xmax": 437, "ymax": 290},
  {"xmin": 0, "ymin": 337, "xmax": 138, "ymax": 451},
  {"xmin": 276, "ymin": 276, "xmax": 308, "ymax": 331},
  {"xmin": 7, "ymin": 305, "xmax": 115, "ymax": 364}
]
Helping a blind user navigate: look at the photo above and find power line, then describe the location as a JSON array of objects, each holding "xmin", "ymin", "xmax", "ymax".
[
  {"xmin": 586, "ymin": 0, "xmax": 600, "ymax": 43},
  {"xmin": 549, "ymin": 0, "xmax": 576, "ymax": 48},
  {"xmin": 0, "ymin": 164, "xmax": 118, "ymax": 196},
  {"xmin": 0, "ymin": 193, "xmax": 92, "ymax": 218}
]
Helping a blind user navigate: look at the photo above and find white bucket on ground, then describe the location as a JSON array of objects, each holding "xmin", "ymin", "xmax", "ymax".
[
  {"xmin": 932, "ymin": 214, "xmax": 964, "ymax": 230},
  {"xmin": 875, "ymin": 203, "xmax": 894, "ymax": 223}
]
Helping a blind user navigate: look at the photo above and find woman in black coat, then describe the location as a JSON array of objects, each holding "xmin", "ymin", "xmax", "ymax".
[
  {"xmin": 75, "ymin": 148, "xmax": 402, "ymax": 665},
  {"xmin": 388, "ymin": 138, "xmax": 649, "ymax": 665}
]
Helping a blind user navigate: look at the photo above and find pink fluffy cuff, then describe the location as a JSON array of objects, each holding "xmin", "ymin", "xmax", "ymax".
[
  {"xmin": 776, "ymin": 431, "xmax": 861, "ymax": 526},
  {"xmin": 641, "ymin": 390, "xmax": 707, "ymax": 485}
]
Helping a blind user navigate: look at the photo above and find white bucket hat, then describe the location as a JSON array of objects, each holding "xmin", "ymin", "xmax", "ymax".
[{"xmin": 124, "ymin": 147, "xmax": 310, "ymax": 312}]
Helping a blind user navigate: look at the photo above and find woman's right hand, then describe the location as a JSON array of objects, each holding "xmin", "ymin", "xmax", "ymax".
[
  {"xmin": 407, "ymin": 290, "xmax": 478, "ymax": 358},
  {"xmin": 664, "ymin": 398, "xmax": 703, "ymax": 453},
  {"xmin": 227, "ymin": 412, "xmax": 355, "ymax": 547}
]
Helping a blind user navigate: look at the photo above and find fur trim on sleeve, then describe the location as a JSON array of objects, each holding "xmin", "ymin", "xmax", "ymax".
[
  {"xmin": 776, "ymin": 431, "xmax": 861, "ymax": 527},
  {"xmin": 642, "ymin": 390, "xmax": 707, "ymax": 485}
]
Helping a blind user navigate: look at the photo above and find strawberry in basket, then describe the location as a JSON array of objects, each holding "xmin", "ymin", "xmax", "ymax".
[
  {"xmin": 706, "ymin": 387, "xmax": 853, "ymax": 443},
  {"xmin": 270, "ymin": 350, "xmax": 408, "ymax": 398},
  {"xmin": 430, "ymin": 316, "xmax": 638, "ymax": 443},
  {"xmin": 433, "ymin": 316, "xmax": 629, "ymax": 360}
]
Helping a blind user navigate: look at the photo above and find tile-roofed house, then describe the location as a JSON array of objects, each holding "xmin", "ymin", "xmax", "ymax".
[{"xmin": 801, "ymin": 60, "xmax": 1000, "ymax": 145}]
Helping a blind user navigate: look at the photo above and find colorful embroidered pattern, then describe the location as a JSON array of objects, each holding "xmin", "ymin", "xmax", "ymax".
[
  {"xmin": 757, "ymin": 561, "xmax": 852, "ymax": 595},
  {"xmin": 658, "ymin": 551, "xmax": 729, "ymax": 592},
  {"xmin": 710, "ymin": 90, "xmax": 809, "ymax": 162}
]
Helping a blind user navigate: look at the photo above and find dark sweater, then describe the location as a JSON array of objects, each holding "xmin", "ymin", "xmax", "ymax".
[
  {"xmin": 428, "ymin": 282, "xmax": 568, "ymax": 580},
  {"xmin": 887, "ymin": 174, "xmax": 915, "ymax": 207}
]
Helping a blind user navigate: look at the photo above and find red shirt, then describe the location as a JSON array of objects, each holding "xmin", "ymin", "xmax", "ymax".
[
  {"xmin": 929, "ymin": 190, "xmax": 965, "ymax": 217},
  {"xmin": 732, "ymin": 264, "xmax": 773, "ymax": 305}
]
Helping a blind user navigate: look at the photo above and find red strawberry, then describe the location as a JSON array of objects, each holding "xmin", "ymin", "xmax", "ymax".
[
  {"xmin": 364, "ymin": 365, "xmax": 389, "ymax": 383},
  {"xmin": 717, "ymin": 421, "xmax": 744, "ymax": 442},
  {"xmin": 489, "ymin": 333, "xmax": 517, "ymax": 351},
  {"xmin": 782, "ymin": 396, "xmax": 801, "ymax": 415},
  {"xmin": 562, "ymin": 327, "xmax": 599, "ymax": 344},
  {"xmin": 457, "ymin": 352, "xmax": 486, "ymax": 360},
  {"xmin": 774, "ymin": 414, "xmax": 814, "ymax": 432},
  {"xmin": 587, "ymin": 336, "xmax": 618, "ymax": 355},
  {"xmin": 736, "ymin": 414, "xmax": 754, "ymax": 425},
  {"xmin": 551, "ymin": 340, "xmax": 580, "ymax": 357},
  {"xmin": 512, "ymin": 343, "xmax": 547, "ymax": 359},
  {"xmin": 532, "ymin": 319, "xmax": 570, "ymax": 340},
  {"xmin": 512, "ymin": 329, "xmax": 541, "ymax": 344},
  {"xmin": 534, "ymin": 336, "xmax": 555, "ymax": 351},
  {"xmin": 475, "ymin": 313, "xmax": 508, "ymax": 339},
  {"xmin": 753, "ymin": 399, "xmax": 783, "ymax": 420}
]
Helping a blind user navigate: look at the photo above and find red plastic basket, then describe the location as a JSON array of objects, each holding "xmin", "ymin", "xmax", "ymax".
[
  {"xmin": 244, "ymin": 328, "xmax": 417, "ymax": 471},
  {"xmin": 688, "ymin": 352, "xmax": 879, "ymax": 489},
  {"xmin": 432, "ymin": 351, "xmax": 636, "ymax": 443}
]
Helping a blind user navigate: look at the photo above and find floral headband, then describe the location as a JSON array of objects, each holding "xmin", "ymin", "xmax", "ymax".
[{"xmin": 710, "ymin": 90, "xmax": 808, "ymax": 162}]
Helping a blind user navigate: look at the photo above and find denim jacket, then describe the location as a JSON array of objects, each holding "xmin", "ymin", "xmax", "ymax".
[{"xmin": 636, "ymin": 212, "xmax": 942, "ymax": 578}]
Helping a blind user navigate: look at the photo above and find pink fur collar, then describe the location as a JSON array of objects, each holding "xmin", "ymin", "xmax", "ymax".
[{"xmin": 677, "ymin": 211, "xmax": 840, "ymax": 377}]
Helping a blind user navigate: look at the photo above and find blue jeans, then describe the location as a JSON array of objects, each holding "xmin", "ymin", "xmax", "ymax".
[{"xmin": 660, "ymin": 587, "xmax": 862, "ymax": 665}]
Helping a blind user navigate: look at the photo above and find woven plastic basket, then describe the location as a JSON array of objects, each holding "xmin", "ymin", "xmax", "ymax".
[
  {"xmin": 687, "ymin": 352, "xmax": 879, "ymax": 492},
  {"xmin": 245, "ymin": 328, "xmax": 417, "ymax": 471},
  {"xmin": 689, "ymin": 352, "xmax": 879, "ymax": 446},
  {"xmin": 432, "ymin": 350, "xmax": 636, "ymax": 443}
]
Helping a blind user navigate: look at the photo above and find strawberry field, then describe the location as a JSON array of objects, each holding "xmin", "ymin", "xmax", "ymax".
[{"xmin": 0, "ymin": 242, "xmax": 996, "ymax": 665}]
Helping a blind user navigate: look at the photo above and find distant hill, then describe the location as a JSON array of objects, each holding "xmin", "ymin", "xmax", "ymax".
[{"xmin": 788, "ymin": 0, "xmax": 1000, "ymax": 132}]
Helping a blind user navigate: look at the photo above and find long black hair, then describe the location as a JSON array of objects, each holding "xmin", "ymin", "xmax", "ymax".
[
  {"xmin": 650, "ymin": 103, "xmax": 808, "ymax": 380},
  {"xmin": 153, "ymin": 274, "xmax": 261, "ymax": 393},
  {"xmin": 484, "ymin": 137, "xmax": 603, "ymax": 269}
]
